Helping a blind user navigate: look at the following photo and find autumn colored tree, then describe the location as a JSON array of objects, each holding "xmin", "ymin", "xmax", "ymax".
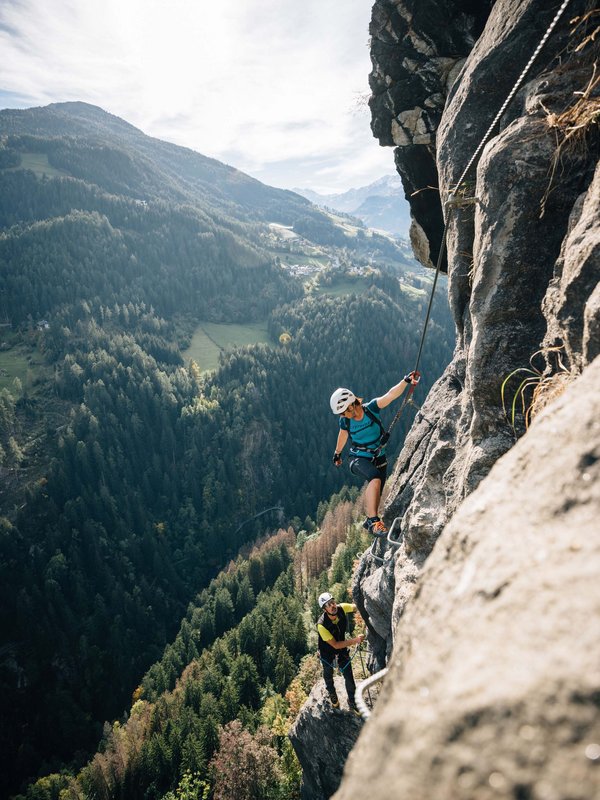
[{"xmin": 210, "ymin": 720, "xmax": 281, "ymax": 800}]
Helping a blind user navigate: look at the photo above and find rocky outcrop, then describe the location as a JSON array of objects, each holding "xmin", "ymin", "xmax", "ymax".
[
  {"xmin": 289, "ymin": 680, "xmax": 363, "ymax": 800},
  {"xmin": 292, "ymin": 1, "xmax": 600, "ymax": 798},
  {"xmin": 369, "ymin": 0, "xmax": 495, "ymax": 268},
  {"xmin": 336, "ymin": 355, "xmax": 600, "ymax": 800},
  {"xmin": 543, "ymin": 163, "xmax": 600, "ymax": 370}
]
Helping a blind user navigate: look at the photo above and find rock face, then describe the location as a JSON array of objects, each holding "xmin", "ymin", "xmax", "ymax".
[
  {"xmin": 289, "ymin": 679, "xmax": 363, "ymax": 800},
  {"xmin": 295, "ymin": 0, "xmax": 600, "ymax": 797},
  {"xmin": 369, "ymin": 0, "xmax": 495, "ymax": 268},
  {"xmin": 336, "ymin": 355, "xmax": 600, "ymax": 800},
  {"xmin": 361, "ymin": 0, "xmax": 599, "ymax": 641},
  {"xmin": 543, "ymin": 163, "xmax": 600, "ymax": 370}
]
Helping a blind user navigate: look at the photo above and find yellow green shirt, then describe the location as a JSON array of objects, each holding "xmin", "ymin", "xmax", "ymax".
[{"xmin": 317, "ymin": 603, "xmax": 356, "ymax": 642}]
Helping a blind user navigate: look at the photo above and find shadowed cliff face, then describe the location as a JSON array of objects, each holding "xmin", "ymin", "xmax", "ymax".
[
  {"xmin": 369, "ymin": 0, "xmax": 495, "ymax": 269},
  {"xmin": 289, "ymin": 680, "xmax": 363, "ymax": 800},
  {"xmin": 290, "ymin": 1, "xmax": 599, "ymax": 797}
]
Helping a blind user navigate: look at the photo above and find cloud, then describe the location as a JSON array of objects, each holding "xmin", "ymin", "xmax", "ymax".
[{"xmin": 0, "ymin": 0, "xmax": 396, "ymax": 192}]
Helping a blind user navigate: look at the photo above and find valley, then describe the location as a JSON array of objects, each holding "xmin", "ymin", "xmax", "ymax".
[{"xmin": 0, "ymin": 101, "xmax": 455, "ymax": 798}]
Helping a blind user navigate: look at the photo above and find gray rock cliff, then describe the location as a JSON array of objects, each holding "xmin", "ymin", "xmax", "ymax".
[
  {"xmin": 338, "ymin": 354, "xmax": 600, "ymax": 800},
  {"xmin": 291, "ymin": 0, "xmax": 599, "ymax": 797},
  {"xmin": 289, "ymin": 679, "xmax": 363, "ymax": 800}
]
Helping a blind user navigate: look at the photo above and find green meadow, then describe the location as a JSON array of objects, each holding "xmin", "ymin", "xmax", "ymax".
[
  {"xmin": 182, "ymin": 321, "xmax": 272, "ymax": 372},
  {"xmin": 400, "ymin": 282, "xmax": 427, "ymax": 298},
  {"xmin": 312, "ymin": 277, "xmax": 371, "ymax": 298},
  {"xmin": 278, "ymin": 252, "xmax": 329, "ymax": 268},
  {"xmin": 0, "ymin": 346, "xmax": 34, "ymax": 393},
  {"xmin": 16, "ymin": 152, "xmax": 68, "ymax": 179}
]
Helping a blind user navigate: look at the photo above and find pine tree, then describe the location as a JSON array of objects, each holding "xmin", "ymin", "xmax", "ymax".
[{"xmin": 273, "ymin": 645, "xmax": 296, "ymax": 694}]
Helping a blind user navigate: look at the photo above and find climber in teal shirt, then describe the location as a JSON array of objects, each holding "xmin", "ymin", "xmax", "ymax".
[{"xmin": 330, "ymin": 372, "xmax": 419, "ymax": 535}]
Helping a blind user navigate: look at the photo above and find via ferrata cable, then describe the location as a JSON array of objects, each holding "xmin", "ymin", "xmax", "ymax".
[{"xmin": 379, "ymin": 0, "xmax": 574, "ymax": 450}]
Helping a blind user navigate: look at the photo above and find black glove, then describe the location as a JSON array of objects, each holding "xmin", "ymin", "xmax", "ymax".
[
  {"xmin": 404, "ymin": 371, "xmax": 421, "ymax": 385},
  {"xmin": 332, "ymin": 451, "xmax": 342, "ymax": 466}
]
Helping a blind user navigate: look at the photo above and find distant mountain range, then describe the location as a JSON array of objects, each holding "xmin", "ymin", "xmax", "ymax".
[{"xmin": 293, "ymin": 175, "xmax": 411, "ymax": 238}]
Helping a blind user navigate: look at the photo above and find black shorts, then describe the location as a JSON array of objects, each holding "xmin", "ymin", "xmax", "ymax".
[{"xmin": 349, "ymin": 454, "xmax": 387, "ymax": 488}]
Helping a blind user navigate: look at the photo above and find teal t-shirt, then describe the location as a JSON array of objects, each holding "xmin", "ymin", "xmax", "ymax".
[{"xmin": 339, "ymin": 398, "xmax": 384, "ymax": 457}]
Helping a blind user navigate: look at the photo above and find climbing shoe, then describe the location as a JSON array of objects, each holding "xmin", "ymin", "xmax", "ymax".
[
  {"xmin": 329, "ymin": 692, "xmax": 340, "ymax": 709},
  {"xmin": 367, "ymin": 517, "xmax": 388, "ymax": 537},
  {"xmin": 348, "ymin": 700, "xmax": 362, "ymax": 718}
]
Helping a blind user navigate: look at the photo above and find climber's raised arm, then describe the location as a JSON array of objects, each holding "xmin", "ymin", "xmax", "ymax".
[{"xmin": 376, "ymin": 371, "xmax": 420, "ymax": 409}]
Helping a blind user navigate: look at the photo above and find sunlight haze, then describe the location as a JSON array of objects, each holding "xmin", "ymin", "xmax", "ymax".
[{"xmin": 0, "ymin": 0, "xmax": 395, "ymax": 192}]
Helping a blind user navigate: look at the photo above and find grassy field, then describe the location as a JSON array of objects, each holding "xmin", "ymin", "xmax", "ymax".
[
  {"xmin": 268, "ymin": 223, "xmax": 298, "ymax": 240},
  {"xmin": 313, "ymin": 275, "xmax": 426, "ymax": 300},
  {"xmin": 312, "ymin": 277, "xmax": 371, "ymax": 298},
  {"xmin": 182, "ymin": 321, "xmax": 272, "ymax": 372},
  {"xmin": 400, "ymin": 282, "xmax": 427, "ymax": 298},
  {"xmin": 279, "ymin": 253, "xmax": 329, "ymax": 268},
  {"xmin": 0, "ymin": 345, "xmax": 36, "ymax": 393},
  {"xmin": 15, "ymin": 153, "xmax": 68, "ymax": 179}
]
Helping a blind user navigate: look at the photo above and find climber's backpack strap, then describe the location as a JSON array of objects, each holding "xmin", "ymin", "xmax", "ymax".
[{"xmin": 342, "ymin": 404, "xmax": 388, "ymax": 457}]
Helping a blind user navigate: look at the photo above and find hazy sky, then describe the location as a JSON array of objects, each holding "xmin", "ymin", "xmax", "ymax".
[{"xmin": 0, "ymin": 0, "xmax": 397, "ymax": 193}]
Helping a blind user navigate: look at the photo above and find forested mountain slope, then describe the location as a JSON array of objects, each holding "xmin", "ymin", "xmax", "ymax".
[
  {"xmin": 0, "ymin": 103, "xmax": 455, "ymax": 796},
  {"xmin": 0, "ymin": 101, "xmax": 409, "ymax": 255},
  {"xmin": 0, "ymin": 101, "xmax": 323, "ymax": 224},
  {"xmin": 17, "ymin": 490, "xmax": 372, "ymax": 800}
]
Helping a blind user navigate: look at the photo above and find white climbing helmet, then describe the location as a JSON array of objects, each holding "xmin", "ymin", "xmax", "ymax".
[
  {"xmin": 330, "ymin": 387, "xmax": 355, "ymax": 415},
  {"xmin": 318, "ymin": 592, "xmax": 334, "ymax": 608}
]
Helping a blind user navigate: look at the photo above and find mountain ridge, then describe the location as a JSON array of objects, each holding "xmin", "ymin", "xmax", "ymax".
[
  {"xmin": 293, "ymin": 174, "xmax": 411, "ymax": 238},
  {"xmin": 0, "ymin": 101, "xmax": 317, "ymax": 220},
  {"xmin": 0, "ymin": 101, "xmax": 413, "ymax": 261}
]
